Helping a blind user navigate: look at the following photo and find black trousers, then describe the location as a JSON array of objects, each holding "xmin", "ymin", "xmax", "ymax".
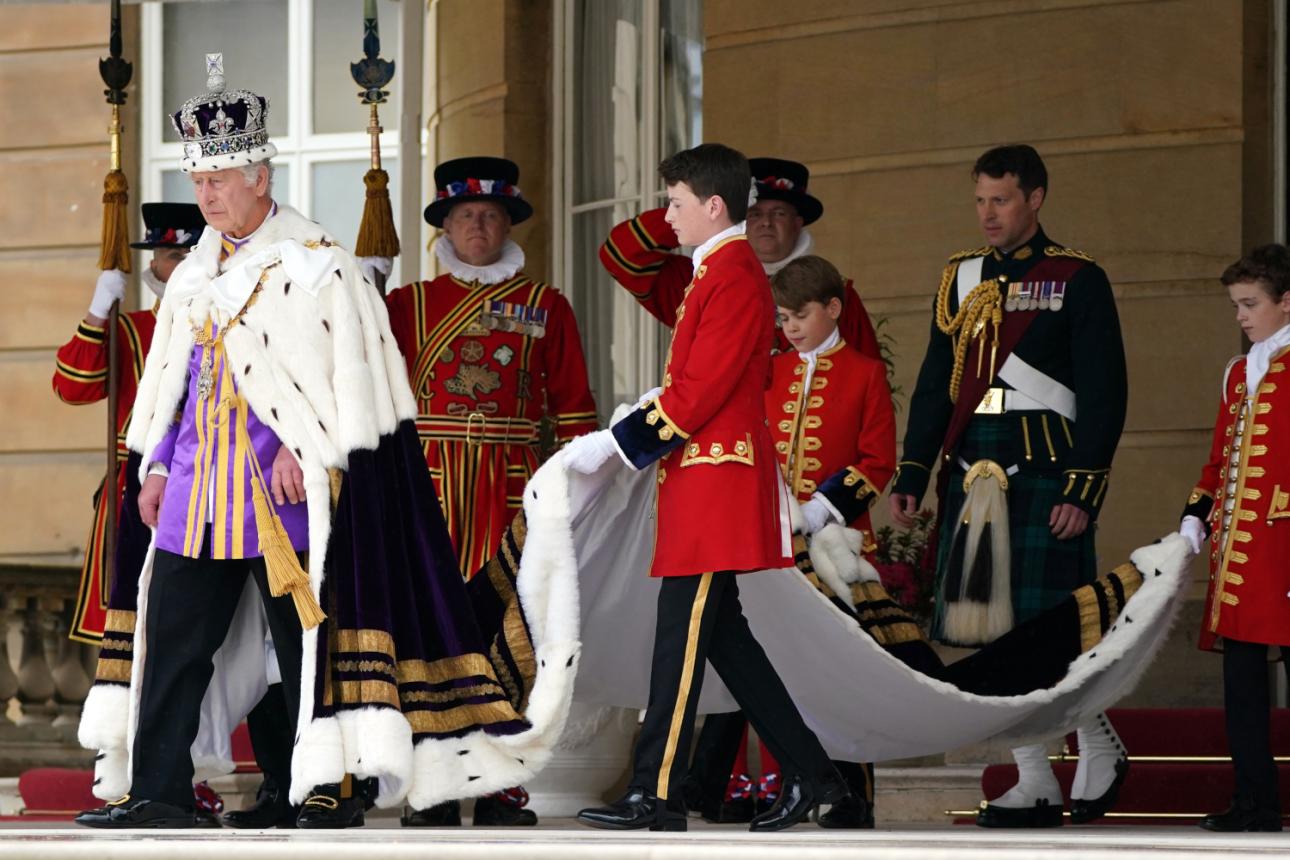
[
  {"xmin": 688, "ymin": 712, "xmax": 874, "ymax": 803},
  {"xmin": 246, "ymin": 682, "xmax": 294, "ymax": 797},
  {"xmin": 1223, "ymin": 638, "xmax": 1290, "ymax": 812},
  {"xmin": 131, "ymin": 547, "xmax": 303, "ymax": 808},
  {"xmin": 631, "ymin": 571, "xmax": 834, "ymax": 801}
]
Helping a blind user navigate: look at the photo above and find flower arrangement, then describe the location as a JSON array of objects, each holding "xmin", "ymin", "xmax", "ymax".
[{"xmin": 872, "ymin": 508, "xmax": 938, "ymax": 624}]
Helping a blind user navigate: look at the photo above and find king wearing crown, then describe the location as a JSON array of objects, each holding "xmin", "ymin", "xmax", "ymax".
[{"xmin": 75, "ymin": 55, "xmax": 578, "ymax": 830}]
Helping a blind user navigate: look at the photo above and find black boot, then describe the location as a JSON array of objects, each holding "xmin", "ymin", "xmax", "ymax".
[
  {"xmin": 817, "ymin": 794, "xmax": 875, "ymax": 829},
  {"xmin": 473, "ymin": 793, "xmax": 537, "ymax": 826},
  {"xmin": 749, "ymin": 773, "xmax": 849, "ymax": 833},
  {"xmin": 295, "ymin": 783, "xmax": 365, "ymax": 829},
  {"xmin": 577, "ymin": 787, "xmax": 687, "ymax": 831},
  {"xmin": 1069, "ymin": 757, "xmax": 1129, "ymax": 825},
  {"xmin": 976, "ymin": 797, "xmax": 1064, "ymax": 828},
  {"xmin": 1199, "ymin": 801, "xmax": 1283, "ymax": 832},
  {"xmin": 402, "ymin": 799, "xmax": 462, "ymax": 827},
  {"xmin": 222, "ymin": 777, "xmax": 293, "ymax": 829},
  {"xmin": 75, "ymin": 797, "xmax": 196, "ymax": 829}
]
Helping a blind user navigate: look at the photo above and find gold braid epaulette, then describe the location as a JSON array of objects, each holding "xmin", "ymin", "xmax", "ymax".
[
  {"xmin": 1044, "ymin": 245, "xmax": 1095, "ymax": 263},
  {"xmin": 935, "ymin": 253, "xmax": 1003, "ymax": 404},
  {"xmin": 948, "ymin": 245, "xmax": 992, "ymax": 263}
]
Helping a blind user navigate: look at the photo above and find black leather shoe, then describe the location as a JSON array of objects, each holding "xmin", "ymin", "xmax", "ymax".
[
  {"xmin": 817, "ymin": 794, "xmax": 875, "ymax": 829},
  {"xmin": 976, "ymin": 797, "xmax": 1064, "ymax": 828},
  {"xmin": 222, "ymin": 785, "xmax": 293, "ymax": 829},
  {"xmin": 295, "ymin": 784, "xmax": 365, "ymax": 829},
  {"xmin": 700, "ymin": 795, "xmax": 756, "ymax": 824},
  {"xmin": 402, "ymin": 799, "xmax": 462, "ymax": 827},
  {"xmin": 749, "ymin": 774, "xmax": 849, "ymax": 832},
  {"xmin": 1069, "ymin": 757, "xmax": 1129, "ymax": 825},
  {"xmin": 1199, "ymin": 803, "xmax": 1283, "ymax": 832},
  {"xmin": 577, "ymin": 787, "xmax": 687, "ymax": 831},
  {"xmin": 75, "ymin": 797, "xmax": 196, "ymax": 829},
  {"xmin": 473, "ymin": 794, "xmax": 537, "ymax": 826}
]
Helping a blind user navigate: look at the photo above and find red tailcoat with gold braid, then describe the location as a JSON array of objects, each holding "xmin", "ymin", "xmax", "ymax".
[
  {"xmin": 611, "ymin": 233, "xmax": 792, "ymax": 578},
  {"xmin": 600, "ymin": 207, "xmax": 882, "ymax": 360},
  {"xmin": 1184, "ymin": 348, "xmax": 1290, "ymax": 651},
  {"xmin": 385, "ymin": 273, "xmax": 597, "ymax": 577},
  {"xmin": 767, "ymin": 340, "xmax": 896, "ymax": 551},
  {"xmin": 51, "ymin": 309, "xmax": 156, "ymax": 643}
]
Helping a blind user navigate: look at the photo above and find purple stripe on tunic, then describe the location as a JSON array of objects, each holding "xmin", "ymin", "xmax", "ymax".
[{"xmin": 154, "ymin": 325, "xmax": 309, "ymax": 559}]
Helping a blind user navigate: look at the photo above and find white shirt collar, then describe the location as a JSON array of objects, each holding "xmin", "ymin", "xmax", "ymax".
[
  {"xmin": 762, "ymin": 228, "xmax": 815, "ymax": 277},
  {"xmin": 798, "ymin": 326, "xmax": 840, "ymax": 367},
  {"xmin": 691, "ymin": 221, "xmax": 746, "ymax": 269},
  {"xmin": 434, "ymin": 236, "xmax": 526, "ymax": 285},
  {"xmin": 1246, "ymin": 322, "xmax": 1290, "ymax": 394}
]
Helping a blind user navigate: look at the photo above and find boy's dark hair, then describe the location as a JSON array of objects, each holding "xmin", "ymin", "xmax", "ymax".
[
  {"xmin": 659, "ymin": 143, "xmax": 750, "ymax": 223},
  {"xmin": 771, "ymin": 255, "xmax": 845, "ymax": 311},
  {"xmin": 1222, "ymin": 243, "xmax": 1290, "ymax": 299},
  {"xmin": 973, "ymin": 144, "xmax": 1048, "ymax": 199}
]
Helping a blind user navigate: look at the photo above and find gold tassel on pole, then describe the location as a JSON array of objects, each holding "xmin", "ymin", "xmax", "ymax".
[{"xmin": 351, "ymin": 0, "xmax": 399, "ymax": 289}]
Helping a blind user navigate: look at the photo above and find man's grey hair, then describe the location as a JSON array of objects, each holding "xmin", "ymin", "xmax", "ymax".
[{"xmin": 238, "ymin": 160, "xmax": 275, "ymax": 195}]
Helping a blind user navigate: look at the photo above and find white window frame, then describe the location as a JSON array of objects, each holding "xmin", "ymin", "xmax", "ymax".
[
  {"xmin": 138, "ymin": 0, "xmax": 426, "ymax": 285},
  {"xmin": 551, "ymin": 0, "xmax": 672, "ymax": 412}
]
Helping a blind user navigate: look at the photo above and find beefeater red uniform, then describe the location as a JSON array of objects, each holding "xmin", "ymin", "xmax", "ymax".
[
  {"xmin": 1184, "ymin": 347, "xmax": 1290, "ymax": 651},
  {"xmin": 52, "ymin": 309, "xmax": 156, "ymax": 643},
  {"xmin": 612, "ymin": 232, "xmax": 792, "ymax": 577},
  {"xmin": 385, "ymin": 272, "xmax": 597, "ymax": 577},
  {"xmin": 600, "ymin": 207, "xmax": 881, "ymax": 359}
]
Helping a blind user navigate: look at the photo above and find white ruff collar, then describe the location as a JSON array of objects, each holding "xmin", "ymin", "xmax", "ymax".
[
  {"xmin": 1247, "ymin": 323, "xmax": 1290, "ymax": 394},
  {"xmin": 435, "ymin": 237, "xmax": 526, "ymax": 285},
  {"xmin": 762, "ymin": 228, "xmax": 815, "ymax": 277}
]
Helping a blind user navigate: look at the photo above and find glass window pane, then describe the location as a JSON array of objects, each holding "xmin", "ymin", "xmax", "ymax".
[
  {"xmin": 572, "ymin": 0, "xmax": 644, "ymax": 205},
  {"xmin": 162, "ymin": 1, "xmax": 289, "ymax": 142},
  {"xmin": 571, "ymin": 206, "xmax": 665, "ymax": 421},
  {"xmin": 312, "ymin": 0, "xmax": 401, "ymax": 135},
  {"xmin": 309, "ymin": 158, "xmax": 400, "ymax": 283},
  {"xmin": 660, "ymin": 0, "xmax": 703, "ymax": 159}
]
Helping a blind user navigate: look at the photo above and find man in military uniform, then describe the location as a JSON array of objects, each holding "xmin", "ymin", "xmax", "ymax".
[
  {"xmin": 888, "ymin": 144, "xmax": 1129, "ymax": 828},
  {"xmin": 600, "ymin": 157, "xmax": 882, "ymax": 358},
  {"xmin": 379, "ymin": 156, "xmax": 597, "ymax": 827},
  {"xmin": 54, "ymin": 202, "xmax": 205, "ymax": 645}
]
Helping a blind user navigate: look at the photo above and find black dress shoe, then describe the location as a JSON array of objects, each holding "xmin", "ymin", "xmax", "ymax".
[
  {"xmin": 402, "ymin": 799, "xmax": 462, "ymax": 827},
  {"xmin": 749, "ymin": 774, "xmax": 849, "ymax": 832},
  {"xmin": 577, "ymin": 787, "xmax": 687, "ymax": 831},
  {"xmin": 472, "ymin": 794, "xmax": 537, "ymax": 826},
  {"xmin": 75, "ymin": 797, "xmax": 196, "ymax": 829},
  {"xmin": 1199, "ymin": 803, "xmax": 1283, "ymax": 832},
  {"xmin": 976, "ymin": 797, "xmax": 1063, "ymax": 828},
  {"xmin": 222, "ymin": 786, "xmax": 293, "ymax": 829},
  {"xmin": 194, "ymin": 809, "xmax": 223, "ymax": 828},
  {"xmin": 295, "ymin": 784, "xmax": 365, "ymax": 829},
  {"xmin": 1069, "ymin": 757, "xmax": 1129, "ymax": 825},
  {"xmin": 700, "ymin": 795, "xmax": 756, "ymax": 824},
  {"xmin": 817, "ymin": 794, "xmax": 875, "ymax": 829}
]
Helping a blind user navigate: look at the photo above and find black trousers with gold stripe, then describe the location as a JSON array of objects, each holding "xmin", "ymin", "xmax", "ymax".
[
  {"xmin": 631, "ymin": 571, "xmax": 834, "ymax": 802},
  {"xmin": 132, "ymin": 547, "xmax": 303, "ymax": 808}
]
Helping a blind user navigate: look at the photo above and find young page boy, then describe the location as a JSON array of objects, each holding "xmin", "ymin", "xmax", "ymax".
[
  {"xmin": 713, "ymin": 255, "xmax": 897, "ymax": 827},
  {"xmin": 563, "ymin": 143, "xmax": 851, "ymax": 832}
]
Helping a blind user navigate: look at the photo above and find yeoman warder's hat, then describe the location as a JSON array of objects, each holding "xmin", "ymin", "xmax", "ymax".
[
  {"xmin": 424, "ymin": 157, "xmax": 533, "ymax": 228},
  {"xmin": 130, "ymin": 203, "xmax": 207, "ymax": 250},
  {"xmin": 749, "ymin": 157, "xmax": 824, "ymax": 225}
]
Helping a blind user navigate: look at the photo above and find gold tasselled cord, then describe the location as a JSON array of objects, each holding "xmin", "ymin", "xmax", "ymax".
[{"xmin": 935, "ymin": 263, "xmax": 1004, "ymax": 403}]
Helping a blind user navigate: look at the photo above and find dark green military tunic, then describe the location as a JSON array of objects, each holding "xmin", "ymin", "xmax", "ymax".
[{"xmin": 893, "ymin": 226, "xmax": 1127, "ymax": 642}]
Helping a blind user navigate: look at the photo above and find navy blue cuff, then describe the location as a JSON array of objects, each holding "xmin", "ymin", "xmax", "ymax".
[
  {"xmin": 818, "ymin": 467, "xmax": 878, "ymax": 524},
  {"xmin": 610, "ymin": 404, "xmax": 685, "ymax": 470}
]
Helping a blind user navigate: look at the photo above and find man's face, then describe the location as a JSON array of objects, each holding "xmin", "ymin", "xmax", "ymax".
[
  {"xmin": 664, "ymin": 181, "xmax": 721, "ymax": 247},
  {"xmin": 746, "ymin": 199, "xmax": 804, "ymax": 264},
  {"xmin": 1228, "ymin": 280, "xmax": 1290, "ymax": 343},
  {"xmin": 975, "ymin": 172, "xmax": 1043, "ymax": 252},
  {"xmin": 442, "ymin": 201, "xmax": 511, "ymax": 267},
  {"xmin": 150, "ymin": 248, "xmax": 189, "ymax": 284},
  {"xmin": 191, "ymin": 167, "xmax": 267, "ymax": 237}
]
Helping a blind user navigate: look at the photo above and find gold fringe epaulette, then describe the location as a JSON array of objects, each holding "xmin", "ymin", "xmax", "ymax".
[
  {"xmin": 948, "ymin": 245, "xmax": 992, "ymax": 263},
  {"xmin": 1044, "ymin": 245, "xmax": 1096, "ymax": 263}
]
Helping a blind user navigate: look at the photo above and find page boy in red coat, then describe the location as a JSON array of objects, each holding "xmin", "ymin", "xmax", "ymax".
[
  {"xmin": 1180, "ymin": 244, "xmax": 1290, "ymax": 833},
  {"xmin": 563, "ymin": 143, "xmax": 852, "ymax": 832}
]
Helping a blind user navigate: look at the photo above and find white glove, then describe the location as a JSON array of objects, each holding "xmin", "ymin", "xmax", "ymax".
[
  {"xmin": 89, "ymin": 269, "xmax": 128, "ymax": 318},
  {"xmin": 358, "ymin": 256, "xmax": 393, "ymax": 286},
  {"xmin": 562, "ymin": 429, "xmax": 620, "ymax": 474},
  {"xmin": 800, "ymin": 497, "xmax": 834, "ymax": 535},
  {"xmin": 1180, "ymin": 515, "xmax": 1207, "ymax": 555},
  {"xmin": 634, "ymin": 387, "xmax": 663, "ymax": 409}
]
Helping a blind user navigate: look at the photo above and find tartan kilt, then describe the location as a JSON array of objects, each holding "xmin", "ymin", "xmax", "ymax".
[{"xmin": 932, "ymin": 414, "xmax": 1097, "ymax": 641}]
